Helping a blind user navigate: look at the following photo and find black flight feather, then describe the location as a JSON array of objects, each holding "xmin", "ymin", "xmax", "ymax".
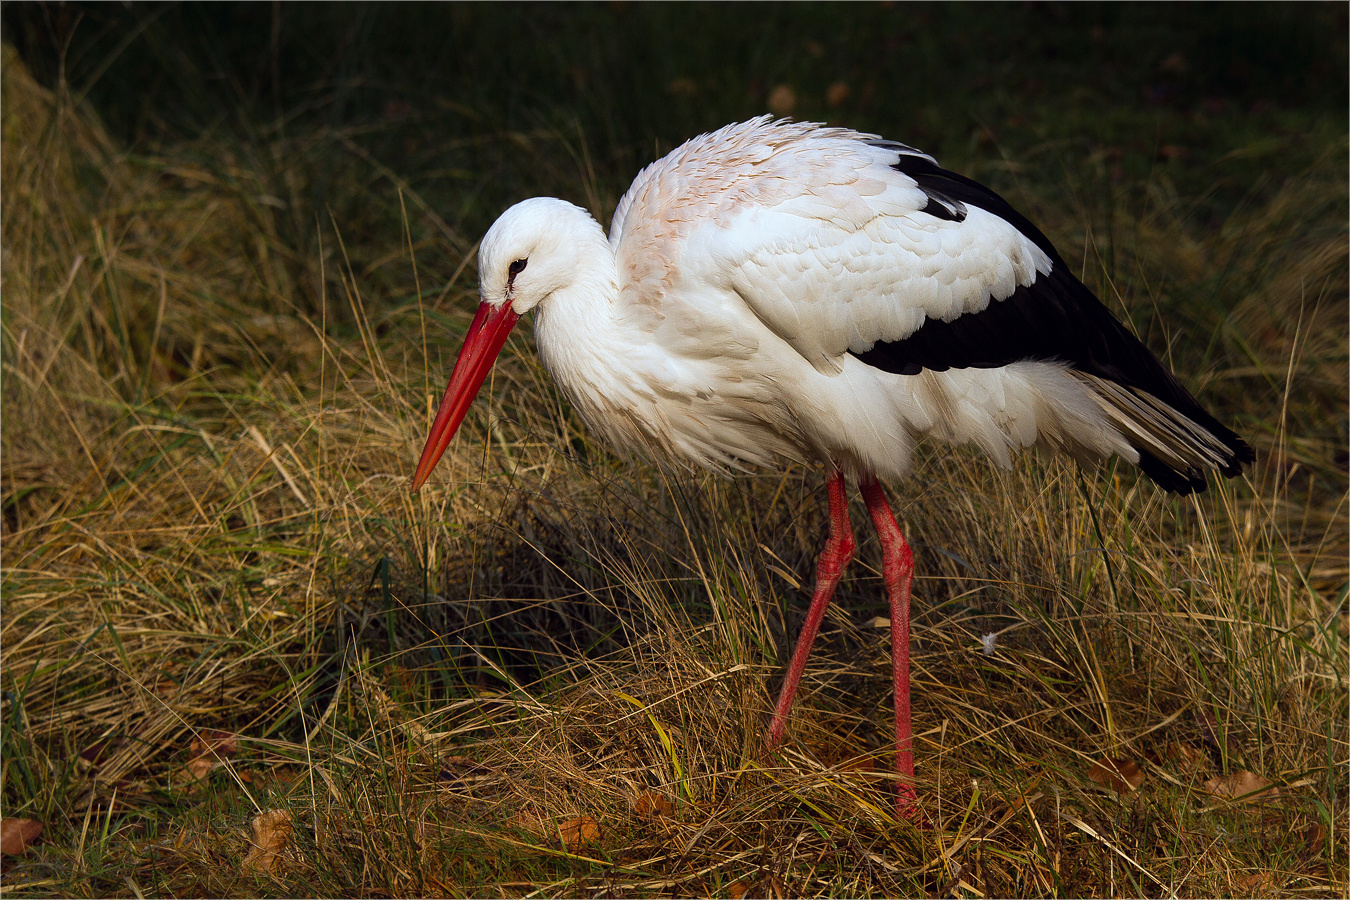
[{"xmin": 853, "ymin": 147, "xmax": 1254, "ymax": 494}]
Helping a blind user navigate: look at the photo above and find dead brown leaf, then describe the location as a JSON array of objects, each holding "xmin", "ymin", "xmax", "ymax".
[
  {"xmin": 557, "ymin": 815, "xmax": 600, "ymax": 850},
  {"xmin": 181, "ymin": 729, "xmax": 239, "ymax": 786},
  {"xmin": 1203, "ymin": 771, "xmax": 1279, "ymax": 803},
  {"xmin": 0, "ymin": 819, "xmax": 42, "ymax": 855},
  {"xmin": 189, "ymin": 729, "xmax": 238, "ymax": 759},
  {"xmin": 239, "ymin": 767, "xmax": 296, "ymax": 791},
  {"xmin": 1299, "ymin": 821, "xmax": 1327, "ymax": 859},
  {"xmin": 634, "ymin": 790, "xmax": 674, "ymax": 820},
  {"xmin": 241, "ymin": 809, "xmax": 293, "ymax": 875},
  {"xmin": 184, "ymin": 756, "xmax": 216, "ymax": 782},
  {"xmin": 1235, "ymin": 870, "xmax": 1280, "ymax": 896},
  {"xmin": 730, "ymin": 875, "xmax": 784, "ymax": 898},
  {"xmin": 1088, "ymin": 757, "xmax": 1145, "ymax": 794}
]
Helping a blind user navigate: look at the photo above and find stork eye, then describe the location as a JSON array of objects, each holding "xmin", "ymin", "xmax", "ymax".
[{"xmin": 506, "ymin": 258, "xmax": 528, "ymax": 292}]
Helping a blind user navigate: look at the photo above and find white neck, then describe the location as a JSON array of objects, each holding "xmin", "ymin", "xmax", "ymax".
[{"xmin": 531, "ymin": 222, "xmax": 622, "ymax": 416}]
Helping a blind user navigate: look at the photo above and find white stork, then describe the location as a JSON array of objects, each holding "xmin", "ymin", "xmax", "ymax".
[{"xmin": 410, "ymin": 117, "xmax": 1253, "ymax": 817}]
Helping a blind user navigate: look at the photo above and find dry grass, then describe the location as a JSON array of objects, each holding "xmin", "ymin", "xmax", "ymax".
[{"xmin": 2, "ymin": 43, "xmax": 1346, "ymax": 898}]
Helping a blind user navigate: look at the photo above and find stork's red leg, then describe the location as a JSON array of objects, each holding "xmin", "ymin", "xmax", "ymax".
[
  {"xmin": 860, "ymin": 477, "xmax": 918, "ymax": 817},
  {"xmin": 767, "ymin": 470, "xmax": 856, "ymax": 748}
]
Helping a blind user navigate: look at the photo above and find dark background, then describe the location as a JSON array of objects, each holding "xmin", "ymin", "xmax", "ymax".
[
  {"xmin": 9, "ymin": 4, "xmax": 1346, "ymax": 136},
  {"xmin": 7, "ymin": 2, "xmax": 1346, "ymax": 241}
]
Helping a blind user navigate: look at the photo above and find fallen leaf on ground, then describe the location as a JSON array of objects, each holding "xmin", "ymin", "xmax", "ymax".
[
  {"xmin": 1088, "ymin": 757, "xmax": 1145, "ymax": 794},
  {"xmin": 1203, "ymin": 771, "xmax": 1279, "ymax": 803},
  {"xmin": 189, "ymin": 729, "xmax": 238, "ymax": 759},
  {"xmin": 728, "ymin": 879, "xmax": 752, "ymax": 899},
  {"xmin": 182, "ymin": 730, "xmax": 239, "ymax": 784},
  {"xmin": 1235, "ymin": 871, "xmax": 1280, "ymax": 895},
  {"xmin": 634, "ymin": 790, "xmax": 674, "ymax": 820},
  {"xmin": 1298, "ymin": 821, "xmax": 1326, "ymax": 859},
  {"xmin": 0, "ymin": 819, "xmax": 42, "ymax": 855},
  {"xmin": 239, "ymin": 767, "xmax": 297, "ymax": 790},
  {"xmin": 184, "ymin": 756, "xmax": 216, "ymax": 782},
  {"xmin": 241, "ymin": 809, "xmax": 293, "ymax": 875},
  {"xmin": 557, "ymin": 815, "xmax": 600, "ymax": 850}
]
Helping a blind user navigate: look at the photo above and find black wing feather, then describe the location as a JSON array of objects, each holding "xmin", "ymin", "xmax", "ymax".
[{"xmin": 854, "ymin": 147, "xmax": 1254, "ymax": 494}]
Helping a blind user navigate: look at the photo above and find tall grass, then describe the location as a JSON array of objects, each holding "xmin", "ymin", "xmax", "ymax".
[{"xmin": 2, "ymin": 19, "xmax": 1346, "ymax": 897}]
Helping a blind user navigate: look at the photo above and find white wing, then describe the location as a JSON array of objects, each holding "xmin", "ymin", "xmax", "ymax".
[{"xmin": 609, "ymin": 118, "xmax": 1053, "ymax": 375}]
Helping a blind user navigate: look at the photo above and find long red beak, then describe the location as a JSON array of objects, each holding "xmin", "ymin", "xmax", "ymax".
[{"xmin": 410, "ymin": 301, "xmax": 521, "ymax": 490}]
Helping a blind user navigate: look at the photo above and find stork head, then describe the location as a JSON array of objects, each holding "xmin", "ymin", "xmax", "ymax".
[
  {"xmin": 478, "ymin": 197, "xmax": 605, "ymax": 315},
  {"xmin": 410, "ymin": 197, "xmax": 607, "ymax": 490}
]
